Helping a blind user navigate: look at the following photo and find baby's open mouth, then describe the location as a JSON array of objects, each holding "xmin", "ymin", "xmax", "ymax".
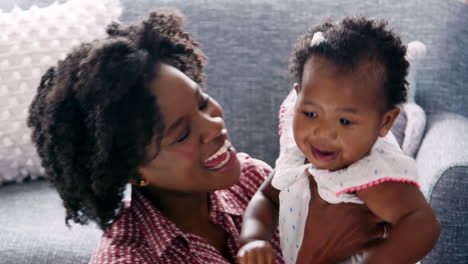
[{"xmin": 311, "ymin": 146, "xmax": 338, "ymax": 162}]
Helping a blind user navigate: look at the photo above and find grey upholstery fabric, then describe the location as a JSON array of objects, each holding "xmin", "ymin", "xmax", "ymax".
[
  {"xmin": 1, "ymin": 0, "xmax": 467, "ymax": 263},
  {"xmin": 424, "ymin": 166, "xmax": 468, "ymax": 264},
  {"xmin": 119, "ymin": 0, "xmax": 468, "ymax": 166},
  {"xmin": 417, "ymin": 113, "xmax": 468, "ymax": 263},
  {"xmin": 418, "ymin": 114, "xmax": 468, "ymax": 197},
  {"xmin": 0, "ymin": 180, "xmax": 102, "ymax": 264},
  {"xmin": 2, "ymin": 0, "xmax": 467, "ymax": 166}
]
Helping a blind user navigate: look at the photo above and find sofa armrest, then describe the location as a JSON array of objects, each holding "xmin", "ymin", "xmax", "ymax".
[
  {"xmin": 417, "ymin": 113, "xmax": 468, "ymax": 197},
  {"xmin": 416, "ymin": 113, "xmax": 468, "ymax": 264}
]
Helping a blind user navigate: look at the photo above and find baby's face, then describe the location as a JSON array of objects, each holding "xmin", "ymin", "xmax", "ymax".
[{"xmin": 293, "ymin": 56, "xmax": 396, "ymax": 171}]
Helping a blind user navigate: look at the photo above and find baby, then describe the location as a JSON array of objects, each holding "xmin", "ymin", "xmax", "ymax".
[{"xmin": 238, "ymin": 17, "xmax": 440, "ymax": 264}]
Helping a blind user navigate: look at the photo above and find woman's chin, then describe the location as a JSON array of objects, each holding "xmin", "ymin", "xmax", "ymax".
[
  {"xmin": 209, "ymin": 163, "xmax": 241, "ymax": 191},
  {"xmin": 215, "ymin": 159, "xmax": 241, "ymax": 190}
]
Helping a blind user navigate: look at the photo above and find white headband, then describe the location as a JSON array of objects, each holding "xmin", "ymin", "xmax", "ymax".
[{"xmin": 310, "ymin": 31, "xmax": 325, "ymax": 47}]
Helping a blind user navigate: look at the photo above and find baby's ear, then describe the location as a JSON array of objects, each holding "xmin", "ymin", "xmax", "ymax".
[
  {"xmin": 294, "ymin": 83, "xmax": 300, "ymax": 94},
  {"xmin": 379, "ymin": 107, "xmax": 400, "ymax": 137}
]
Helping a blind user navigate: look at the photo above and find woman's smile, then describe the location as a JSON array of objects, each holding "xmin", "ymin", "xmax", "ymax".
[
  {"xmin": 203, "ymin": 138, "xmax": 232, "ymax": 166},
  {"xmin": 203, "ymin": 144, "xmax": 238, "ymax": 172}
]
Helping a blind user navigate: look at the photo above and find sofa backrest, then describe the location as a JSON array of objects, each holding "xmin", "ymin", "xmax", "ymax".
[
  {"xmin": 2, "ymin": 0, "xmax": 467, "ymax": 166},
  {"xmin": 118, "ymin": 0, "xmax": 467, "ymax": 165}
]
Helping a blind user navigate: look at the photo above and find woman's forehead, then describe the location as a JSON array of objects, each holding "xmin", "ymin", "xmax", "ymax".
[
  {"xmin": 150, "ymin": 64, "xmax": 199, "ymax": 98},
  {"xmin": 149, "ymin": 64, "xmax": 201, "ymax": 125}
]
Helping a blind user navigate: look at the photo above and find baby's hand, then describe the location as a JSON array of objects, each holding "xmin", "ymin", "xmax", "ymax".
[{"xmin": 237, "ymin": 240, "xmax": 275, "ymax": 264}]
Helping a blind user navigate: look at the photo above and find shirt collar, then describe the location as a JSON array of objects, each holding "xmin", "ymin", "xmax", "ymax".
[
  {"xmin": 131, "ymin": 184, "xmax": 245, "ymax": 258},
  {"xmin": 132, "ymin": 188, "xmax": 184, "ymax": 258},
  {"xmin": 210, "ymin": 185, "xmax": 245, "ymax": 216}
]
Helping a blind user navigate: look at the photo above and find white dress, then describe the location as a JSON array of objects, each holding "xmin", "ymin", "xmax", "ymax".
[{"xmin": 272, "ymin": 92, "xmax": 419, "ymax": 264}]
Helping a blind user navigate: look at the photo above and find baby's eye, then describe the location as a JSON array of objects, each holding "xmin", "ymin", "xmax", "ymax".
[
  {"xmin": 340, "ymin": 119, "xmax": 352, "ymax": 125},
  {"xmin": 304, "ymin": 112, "xmax": 318, "ymax": 118}
]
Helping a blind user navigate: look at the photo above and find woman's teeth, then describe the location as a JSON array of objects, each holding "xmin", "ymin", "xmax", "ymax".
[
  {"xmin": 212, "ymin": 150, "xmax": 231, "ymax": 169},
  {"xmin": 202, "ymin": 139, "xmax": 234, "ymax": 170},
  {"xmin": 205, "ymin": 139, "xmax": 231, "ymax": 162}
]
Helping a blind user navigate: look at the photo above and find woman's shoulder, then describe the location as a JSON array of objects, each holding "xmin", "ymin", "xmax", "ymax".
[
  {"xmin": 232, "ymin": 152, "xmax": 272, "ymax": 198},
  {"xmin": 90, "ymin": 219, "xmax": 153, "ymax": 264},
  {"xmin": 237, "ymin": 152, "xmax": 272, "ymax": 179}
]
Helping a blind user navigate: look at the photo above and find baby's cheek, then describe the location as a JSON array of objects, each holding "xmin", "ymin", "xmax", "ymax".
[
  {"xmin": 296, "ymin": 133, "xmax": 310, "ymax": 150},
  {"xmin": 342, "ymin": 138, "xmax": 372, "ymax": 162}
]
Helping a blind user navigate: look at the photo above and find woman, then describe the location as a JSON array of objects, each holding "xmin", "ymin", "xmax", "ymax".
[{"xmin": 27, "ymin": 8, "xmax": 387, "ymax": 264}]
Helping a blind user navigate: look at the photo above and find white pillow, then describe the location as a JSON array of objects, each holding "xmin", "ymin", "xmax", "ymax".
[
  {"xmin": 405, "ymin": 41, "xmax": 427, "ymax": 103},
  {"xmin": 391, "ymin": 41, "xmax": 427, "ymax": 157},
  {"xmin": 0, "ymin": 0, "xmax": 122, "ymax": 184}
]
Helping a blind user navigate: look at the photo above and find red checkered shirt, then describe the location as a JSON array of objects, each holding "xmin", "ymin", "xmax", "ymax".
[{"xmin": 90, "ymin": 153, "xmax": 284, "ymax": 264}]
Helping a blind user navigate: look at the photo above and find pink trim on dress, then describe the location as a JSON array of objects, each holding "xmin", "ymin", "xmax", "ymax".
[
  {"xmin": 336, "ymin": 177, "xmax": 420, "ymax": 197},
  {"xmin": 278, "ymin": 105, "xmax": 287, "ymax": 135}
]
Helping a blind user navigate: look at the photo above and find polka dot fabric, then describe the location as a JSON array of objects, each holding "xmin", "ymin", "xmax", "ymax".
[
  {"xmin": 272, "ymin": 97, "xmax": 419, "ymax": 264},
  {"xmin": 0, "ymin": 0, "xmax": 121, "ymax": 184}
]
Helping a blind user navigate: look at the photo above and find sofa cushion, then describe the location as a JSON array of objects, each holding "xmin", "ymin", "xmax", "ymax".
[
  {"xmin": 0, "ymin": 180, "xmax": 102, "ymax": 264},
  {"xmin": 423, "ymin": 166, "xmax": 468, "ymax": 264},
  {"xmin": 0, "ymin": 0, "xmax": 121, "ymax": 184}
]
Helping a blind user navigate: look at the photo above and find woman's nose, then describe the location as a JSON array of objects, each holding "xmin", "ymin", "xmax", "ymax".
[{"xmin": 200, "ymin": 114, "xmax": 225, "ymax": 144}]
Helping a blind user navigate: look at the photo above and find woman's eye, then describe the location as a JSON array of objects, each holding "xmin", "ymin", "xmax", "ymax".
[
  {"xmin": 199, "ymin": 95, "xmax": 210, "ymax": 110},
  {"xmin": 340, "ymin": 119, "xmax": 352, "ymax": 125},
  {"xmin": 304, "ymin": 112, "xmax": 317, "ymax": 118},
  {"xmin": 174, "ymin": 129, "xmax": 190, "ymax": 144}
]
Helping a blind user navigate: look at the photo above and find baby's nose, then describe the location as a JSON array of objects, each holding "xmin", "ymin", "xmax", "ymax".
[{"xmin": 313, "ymin": 123, "xmax": 338, "ymax": 140}]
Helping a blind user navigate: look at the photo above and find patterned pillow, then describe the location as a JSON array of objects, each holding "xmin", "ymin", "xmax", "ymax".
[
  {"xmin": 0, "ymin": 0, "xmax": 122, "ymax": 184},
  {"xmin": 390, "ymin": 41, "xmax": 427, "ymax": 157}
]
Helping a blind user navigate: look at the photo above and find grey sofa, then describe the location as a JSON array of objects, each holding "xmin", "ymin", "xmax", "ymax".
[{"xmin": 1, "ymin": 0, "xmax": 467, "ymax": 263}]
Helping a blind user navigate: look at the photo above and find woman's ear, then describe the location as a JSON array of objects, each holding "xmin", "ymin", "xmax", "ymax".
[
  {"xmin": 379, "ymin": 107, "xmax": 400, "ymax": 137},
  {"xmin": 129, "ymin": 171, "xmax": 149, "ymax": 187},
  {"xmin": 294, "ymin": 83, "xmax": 301, "ymax": 94}
]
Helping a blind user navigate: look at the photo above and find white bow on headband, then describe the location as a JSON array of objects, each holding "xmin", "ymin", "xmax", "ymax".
[{"xmin": 310, "ymin": 31, "xmax": 325, "ymax": 47}]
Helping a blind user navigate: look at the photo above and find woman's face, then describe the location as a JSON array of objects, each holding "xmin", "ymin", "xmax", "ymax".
[{"xmin": 138, "ymin": 64, "xmax": 241, "ymax": 194}]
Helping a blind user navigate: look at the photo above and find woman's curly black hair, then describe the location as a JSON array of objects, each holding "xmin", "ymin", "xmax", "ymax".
[
  {"xmin": 289, "ymin": 16, "xmax": 409, "ymax": 109},
  {"xmin": 27, "ymin": 8, "xmax": 207, "ymax": 230}
]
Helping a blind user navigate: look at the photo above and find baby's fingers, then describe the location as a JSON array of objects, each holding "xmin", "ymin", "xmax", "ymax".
[
  {"xmin": 238, "ymin": 245, "xmax": 257, "ymax": 264},
  {"xmin": 237, "ymin": 240, "xmax": 275, "ymax": 264},
  {"xmin": 254, "ymin": 248, "xmax": 274, "ymax": 264},
  {"xmin": 237, "ymin": 247, "xmax": 250, "ymax": 264},
  {"xmin": 237, "ymin": 250, "xmax": 260, "ymax": 264},
  {"xmin": 266, "ymin": 250, "xmax": 274, "ymax": 264}
]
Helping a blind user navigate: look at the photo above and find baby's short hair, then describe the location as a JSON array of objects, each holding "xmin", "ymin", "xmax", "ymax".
[{"xmin": 289, "ymin": 16, "xmax": 409, "ymax": 109}]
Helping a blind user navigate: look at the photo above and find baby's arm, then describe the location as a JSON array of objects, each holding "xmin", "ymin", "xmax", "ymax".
[
  {"xmin": 356, "ymin": 182, "xmax": 441, "ymax": 264},
  {"xmin": 238, "ymin": 172, "xmax": 279, "ymax": 264}
]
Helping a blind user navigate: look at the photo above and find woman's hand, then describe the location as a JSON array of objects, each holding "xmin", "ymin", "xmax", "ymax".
[
  {"xmin": 296, "ymin": 171, "xmax": 389, "ymax": 264},
  {"xmin": 237, "ymin": 240, "xmax": 275, "ymax": 264}
]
